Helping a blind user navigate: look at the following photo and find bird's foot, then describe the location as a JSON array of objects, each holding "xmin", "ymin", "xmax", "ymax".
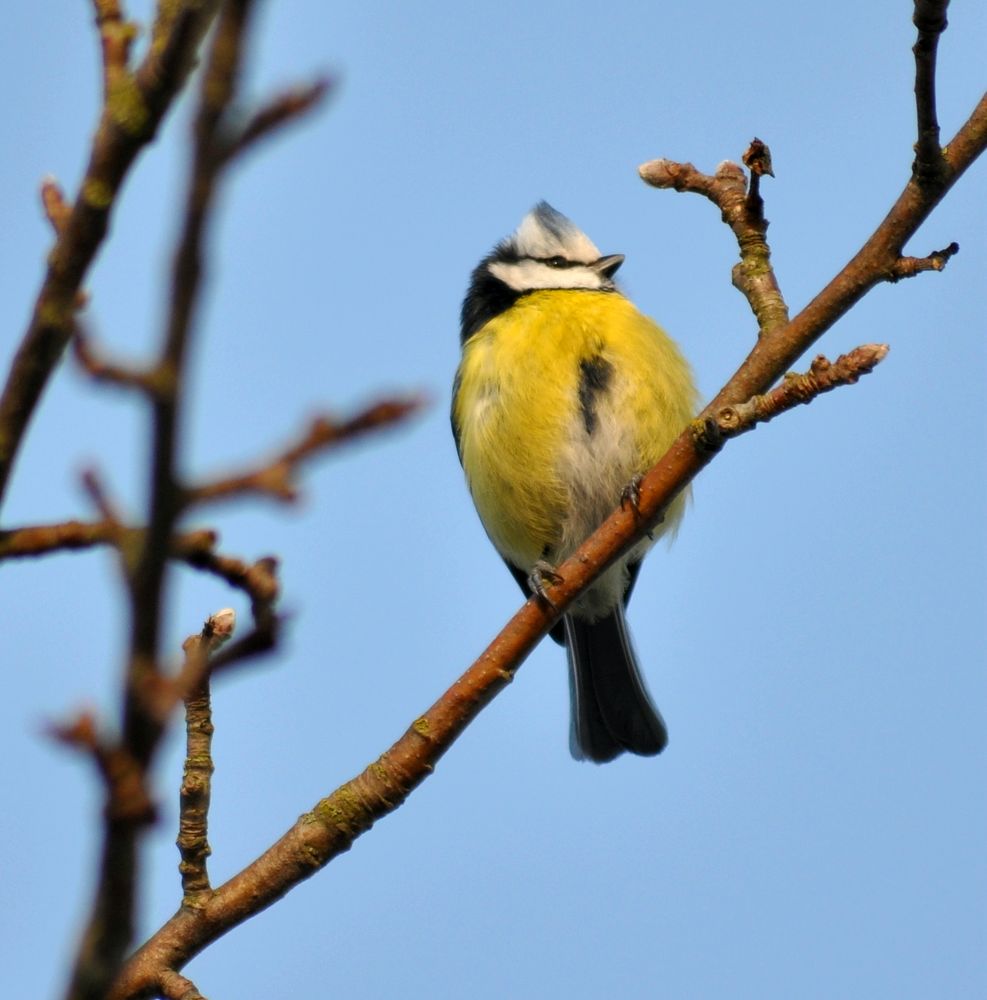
[
  {"xmin": 621, "ymin": 474, "xmax": 657, "ymax": 539},
  {"xmin": 528, "ymin": 560, "xmax": 564, "ymax": 611}
]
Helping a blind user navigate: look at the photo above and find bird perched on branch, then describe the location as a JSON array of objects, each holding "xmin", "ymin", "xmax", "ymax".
[{"xmin": 452, "ymin": 202, "xmax": 697, "ymax": 762}]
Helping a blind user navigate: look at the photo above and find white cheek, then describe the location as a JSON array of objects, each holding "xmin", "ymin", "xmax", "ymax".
[{"xmin": 489, "ymin": 259, "xmax": 607, "ymax": 292}]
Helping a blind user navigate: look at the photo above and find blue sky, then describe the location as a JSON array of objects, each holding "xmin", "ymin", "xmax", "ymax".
[{"xmin": 2, "ymin": 2, "xmax": 985, "ymax": 997}]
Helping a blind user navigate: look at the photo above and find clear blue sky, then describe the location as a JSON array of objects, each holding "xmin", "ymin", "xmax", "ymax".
[{"xmin": 2, "ymin": 2, "xmax": 985, "ymax": 997}]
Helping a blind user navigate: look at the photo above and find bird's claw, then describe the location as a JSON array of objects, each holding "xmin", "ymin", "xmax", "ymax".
[
  {"xmin": 528, "ymin": 560, "xmax": 564, "ymax": 610},
  {"xmin": 621, "ymin": 474, "xmax": 644, "ymax": 514},
  {"xmin": 621, "ymin": 474, "xmax": 658, "ymax": 539}
]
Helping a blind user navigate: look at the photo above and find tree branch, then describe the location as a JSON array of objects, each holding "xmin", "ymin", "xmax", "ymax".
[
  {"xmin": 694, "ymin": 344, "xmax": 890, "ymax": 449},
  {"xmin": 107, "ymin": 343, "xmax": 889, "ymax": 997},
  {"xmin": 639, "ymin": 152, "xmax": 790, "ymax": 335},
  {"xmin": 0, "ymin": 0, "xmax": 221, "ymax": 512},
  {"xmin": 178, "ymin": 610, "xmax": 236, "ymax": 900},
  {"xmin": 184, "ymin": 399, "xmax": 425, "ymax": 506},
  {"xmin": 222, "ymin": 78, "xmax": 334, "ymax": 162},
  {"xmin": 90, "ymin": 0, "xmax": 138, "ymax": 101},
  {"xmin": 912, "ymin": 0, "xmax": 949, "ymax": 181},
  {"xmin": 61, "ymin": 6, "xmax": 326, "ymax": 993},
  {"xmin": 51, "ymin": 712, "xmax": 154, "ymax": 1000},
  {"xmin": 72, "ymin": 323, "xmax": 162, "ymax": 395}
]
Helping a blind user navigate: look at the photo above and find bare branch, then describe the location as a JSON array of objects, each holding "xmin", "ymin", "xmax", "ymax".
[
  {"xmin": 224, "ymin": 77, "xmax": 333, "ymax": 161},
  {"xmin": 890, "ymin": 241, "xmax": 959, "ymax": 280},
  {"xmin": 185, "ymin": 398, "xmax": 426, "ymax": 506},
  {"xmin": 0, "ymin": 0, "xmax": 221, "ymax": 512},
  {"xmin": 51, "ymin": 710, "xmax": 154, "ymax": 1000},
  {"xmin": 90, "ymin": 0, "xmax": 138, "ymax": 100},
  {"xmin": 72, "ymin": 323, "xmax": 160, "ymax": 394},
  {"xmin": 178, "ymin": 609, "xmax": 236, "ymax": 899},
  {"xmin": 0, "ymin": 519, "xmax": 216, "ymax": 561},
  {"xmin": 64, "ymin": 12, "xmax": 275, "ymax": 992},
  {"xmin": 694, "ymin": 345, "xmax": 890, "ymax": 450},
  {"xmin": 80, "ymin": 468, "xmax": 124, "ymax": 526},
  {"xmin": 912, "ymin": 0, "xmax": 950, "ymax": 180},
  {"xmin": 639, "ymin": 153, "xmax": 790, "ymax": 335}
]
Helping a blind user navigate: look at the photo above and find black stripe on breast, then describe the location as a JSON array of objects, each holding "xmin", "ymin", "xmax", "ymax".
[{"xmin": 578, "ymin": 355, "xmax": 614, "ymax": 436}]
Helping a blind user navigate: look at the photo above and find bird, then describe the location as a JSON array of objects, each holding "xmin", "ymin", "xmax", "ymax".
[{"xmin": 451, "ymin": 201, "xmax": 697, "ymax": 763}]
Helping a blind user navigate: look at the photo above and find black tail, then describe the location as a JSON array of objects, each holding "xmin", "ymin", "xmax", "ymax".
[{"xmin": 564, "ymin": 608, "xmax": 668, "ymax": 763}]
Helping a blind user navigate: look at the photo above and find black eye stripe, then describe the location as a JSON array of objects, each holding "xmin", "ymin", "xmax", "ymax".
[{"xmin": 534, "ymin": 255, "xmax": 577, "ymax": 269}]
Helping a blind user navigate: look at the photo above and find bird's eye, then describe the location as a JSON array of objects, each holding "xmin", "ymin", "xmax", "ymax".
[{"xmin": 546, "ymin": 255, "xmax": 568, "ymax": 268}]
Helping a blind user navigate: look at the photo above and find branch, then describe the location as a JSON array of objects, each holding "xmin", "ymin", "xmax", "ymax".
[
  {"xmin": 90, "ymin": 0, "xmax": 138, "ymax": 101},
  {"xmin": 223, "ymin": 78, "xmax": 334, "ymax": 161},
  {"xmin": 890, "ymin": 241, "xmax": 959, "ymax": 280},
  {"xmin": 178, "ymin": 609, "xmax": 236, "ymax": 899},
  {"xmin": 107, "ymin": 345, "xmax": 888, "ymax": 997},
  {"xmin": 639, "ymin": 152, "xmax": 790, "ymax": 335},
  {"xmin": 694, "ymin": 345, "xmax": 890, "ymax": 449},
  {"xmin": 185, "ymin": 398, "xmax": 425, "ymax": 505},
  {"xmin": 72, "ymin": 322, "xmax": 161, "ymax": 394},
  {"xmin": 51, "ymin": 712, "xmax": 154, "ymax": 1000},
  {"xmin": 912, "ymin": 0, "xmax": 949, "ymax": 180},
  {"xmin": 0, "ymin": 0, "xmax": 222, "ymax": 511},
  {"xmin": 62, "ymin": 7, "xmax": 328, "ymax": 991},
  {"xmin": 158, "ymin": 970, "xmax": 207, "ymax": 1000}
]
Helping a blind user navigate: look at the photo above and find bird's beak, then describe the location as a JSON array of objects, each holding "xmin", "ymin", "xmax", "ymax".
[{"xmin": 592, "ymin": 254, "xmax": 624, "ymax": 279}]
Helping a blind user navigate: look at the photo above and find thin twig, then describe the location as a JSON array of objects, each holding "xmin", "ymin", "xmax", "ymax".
[
  {"xmin": 694, "ymin": 345, "xmax": 890, "ymax": 450},
  {"xmin": 73, "ymin": 323, "xmax": 161, "ymax": 394},
  {"xmin": 890, "ymin": 241, "xmax": 959, "ymax": 280},
  {"xmin": 639, "ymin": 153, "xmax": 790, "ymax": 335},
  {"xmin": 223, "ymin": 78, "xmax": 333, "ymax": 161},
  {"xmin": 185, "ymin": 398, "xmax": 425, "ymax": 505},
  {"xmin": 912, "ymin": 0, "xmax": 949, "ymax": 181},
  {"xmin": 178, "ymin": 609, "xmax": 236, "ymax": 899},
  {"xmin": 80, "ymin": 468, "xmax": 125, "ymax": 526},
  {"xmin": 90, "ymin": 0, "xmax": 137, "ymax": 100},
  {"xmin": 0, "ymin": 520, "xmax": 214, "ymax": 561}
]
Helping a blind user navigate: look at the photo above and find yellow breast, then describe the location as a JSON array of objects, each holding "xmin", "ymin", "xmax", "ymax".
[{"xmin": 453, "ymin": 289, "xmax": 696, "ymax": 571}]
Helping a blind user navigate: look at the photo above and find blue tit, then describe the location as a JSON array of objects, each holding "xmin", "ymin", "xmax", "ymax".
[{"xmin": 452, "ymin": 202, "xmax": 697, "ymax": 762}]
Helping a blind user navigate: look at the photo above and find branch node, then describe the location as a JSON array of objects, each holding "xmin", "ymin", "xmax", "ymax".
[
  {"xmin": 889, "ymin": 240, "xmax": 959, "ymax": 281},
  {"xmin": 73, "ymin": 322, "xmax": 160, "ymax": 394}
]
